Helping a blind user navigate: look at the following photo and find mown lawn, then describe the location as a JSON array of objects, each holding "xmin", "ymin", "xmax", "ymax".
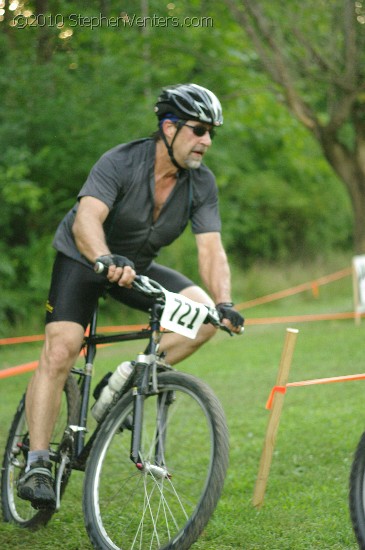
[{"xmin": 1, "ymin": 268, "xmax": 364, "ymax": 549}]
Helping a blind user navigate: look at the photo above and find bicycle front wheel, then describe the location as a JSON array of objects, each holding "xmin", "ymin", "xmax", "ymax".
[
  {"xmin": 1, "ymin": 375, "xmax": 80, "ymax": 529},
  {"xmin": 83, "ymin": 370, "xmax": 229, "ymax": 550},
  {"xmin": 349, "ymin": 431, "xmax": 365, "ymax": 549}
]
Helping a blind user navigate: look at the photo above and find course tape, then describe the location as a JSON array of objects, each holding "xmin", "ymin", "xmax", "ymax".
[
  {"xmin": 0, "ymin": 266, "xmax": 357, "ymax": 379},
  {"xmin": 0, "ymin": 342, "xmax": 117, "ymax": 380},
  {"xmin": 0, "ymin": 361, "xmax": 39, "ymax": 379},
  {"xmin": 0, "ymin": 324, "xmax": 148, "ymax": 346},
  {"xmin": 235, "ymin": 267, "xmax": 352, "ymax": 310},
  {"xmin": 0, "ymin": 266, "xmax": 353, "ymax": 347},
  {"xmin": 245, "ymin": 311, "xmax": 364, "ymax": 325},
  {"xmin": 266, "ymin": 373, "xmax": 365, "ymax": 409}
]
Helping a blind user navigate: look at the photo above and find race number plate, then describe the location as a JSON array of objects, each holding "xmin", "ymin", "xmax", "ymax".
[{"xmin": 160, "ymin": 291, "xmax": 209, "ymax": 339}]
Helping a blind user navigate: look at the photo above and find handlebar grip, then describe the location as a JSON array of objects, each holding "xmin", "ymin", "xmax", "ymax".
[
  {"xmin": 94, "ymin": 261, "xmax": 144, "ymax": 289},
  {"xmin": 94, "ymin": 261, "xmax": 107, "ymax": 274}
]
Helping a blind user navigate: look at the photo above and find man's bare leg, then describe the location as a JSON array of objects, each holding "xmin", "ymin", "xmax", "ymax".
[
  {"xmin": 25, "ymin": 321, "xmax": 85, "ymax": 451},
  {"xmin": 18, "ymin": 321, "xmax": 85, "ymax": 508}
]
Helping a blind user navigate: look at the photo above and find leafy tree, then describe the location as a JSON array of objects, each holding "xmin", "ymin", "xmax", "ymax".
[
  {"xmin": 224, "ymin": 0, "xmax": 365, "ymax": 253},
  {"xmin": 0, "ymin": 0, "xmax": 354, "ymax": 328}
]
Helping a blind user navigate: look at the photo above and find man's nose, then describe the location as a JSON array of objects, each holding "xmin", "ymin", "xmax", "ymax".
[{"xmin": 200, "ymin": 131, "xmax": 212, "ymax": 146}]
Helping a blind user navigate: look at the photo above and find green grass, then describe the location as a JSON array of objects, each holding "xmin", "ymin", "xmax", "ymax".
[{"xmin": 1, "ymin": 259, "xmax": 364, "ymax": 549}]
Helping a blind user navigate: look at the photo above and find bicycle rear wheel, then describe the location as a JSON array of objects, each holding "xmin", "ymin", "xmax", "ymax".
[
  {"xmin": 83, "ymin": 370, "xmax": 229, "ymax": 550},
  {"xmin": 349, "ymin": 431, "xmax": 365, "ymax": 549},
  {"xmin": 1, "ymin": 375, "xmax": 80, "ymax": 529}
]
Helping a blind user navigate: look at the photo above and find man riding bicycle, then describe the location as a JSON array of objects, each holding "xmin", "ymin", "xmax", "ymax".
[{"xmin": 18, "ymin": 83, "xmax": 244, "ymax": 510}]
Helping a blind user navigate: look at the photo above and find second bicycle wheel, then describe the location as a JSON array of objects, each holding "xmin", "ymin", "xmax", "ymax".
[
  {"xmin": 83, "ymin": 370, "xmax": 229, "ymax": 550},
  {"xmin": 349, "ymin": 431, "xmax": 365, "ymax": 549},
  {"xmin": 1, "ymin": 375, "xmax": 80, "ymax": 529}
]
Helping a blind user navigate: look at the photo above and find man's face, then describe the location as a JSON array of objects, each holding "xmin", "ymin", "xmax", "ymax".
[{"xmin": 170, "ymin": 121, "xmax": 214, "ymax": 169}]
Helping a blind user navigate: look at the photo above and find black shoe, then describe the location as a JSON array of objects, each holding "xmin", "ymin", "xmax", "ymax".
[{"xmin": 17, "ymin": 459, "xmax": 56, "ymax": 510}]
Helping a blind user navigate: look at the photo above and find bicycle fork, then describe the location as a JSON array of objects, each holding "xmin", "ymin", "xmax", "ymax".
[{"xmin": 129, "ymin": 353, "xmax": 172, "ymax": 480}]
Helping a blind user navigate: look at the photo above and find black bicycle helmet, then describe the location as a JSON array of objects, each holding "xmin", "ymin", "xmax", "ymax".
[
  {"xmin": 154, "ymin": 84, "xmax": 223, "ymax": 169},
  {"xmin": 155, "ymin": 83, "xmax": 223, "ymax": 127}
]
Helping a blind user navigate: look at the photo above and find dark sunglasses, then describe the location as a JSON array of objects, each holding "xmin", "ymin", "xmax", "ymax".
[{"xmin": 183, "ymin": 123, "xmax": 215, "ymax": 139}]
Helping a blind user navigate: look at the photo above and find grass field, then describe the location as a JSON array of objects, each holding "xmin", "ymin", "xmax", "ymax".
[{"xmin": 1, "ymin": 260, "xmax": 365, "ymax": 549}]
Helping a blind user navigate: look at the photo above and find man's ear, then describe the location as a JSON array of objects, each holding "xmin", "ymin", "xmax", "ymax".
[{"xmin": 161, "ymin": 119, "xmax": 177, "ymax": 141}]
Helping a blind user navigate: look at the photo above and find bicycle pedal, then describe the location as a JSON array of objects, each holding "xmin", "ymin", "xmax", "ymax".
[{"xmin": 31, "ymin": 500, "xmax": 56, "ymax": 512}]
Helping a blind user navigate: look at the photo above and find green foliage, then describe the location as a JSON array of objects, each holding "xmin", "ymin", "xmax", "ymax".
[
  {"xmin": 208, "ymin": 92, "xmax": 352, "ymax": 266},
  {"xmin": 0, "ymin": 0, "xmax": 354, "ymax": 327},
  {"xmin": 0, "ymin": 147, "xmax": 43, "ymax": 236},
  {"xmin": 0, "ymin": 147, "xmax": 48, "ymax": 326}
]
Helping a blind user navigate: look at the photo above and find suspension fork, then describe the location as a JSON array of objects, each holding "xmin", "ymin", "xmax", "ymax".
[
  {"xmin": 130, "ymin": 356, "xmax": 174, "ymax": 473},
  {"xmin": 130, "ymin": 354, "xmax": 152, "ymax": 466},
  {"xmin": 153, "ymin": 336, "xmax": 175, "ymax": 466},
  {"xmin": 155, "ymin": 391, "xmax": 169, "ymax": 467},
  {"xmin": 130, "ymin": 374, "xmax": 175, "ymax": 484},
  {"xmin": 130, "ymin": 303, "xmax": 161, "ymax": 466}
]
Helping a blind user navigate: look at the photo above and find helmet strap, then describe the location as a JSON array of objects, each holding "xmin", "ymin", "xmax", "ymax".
[{"xmin": 159, "ymin": 120, "xmax": 185, "ymax": 170}]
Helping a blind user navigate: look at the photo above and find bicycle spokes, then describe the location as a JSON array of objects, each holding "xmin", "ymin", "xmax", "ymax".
[{"xmin": 83, "ymin": 372, "xmax": 228, "ymax": 550}]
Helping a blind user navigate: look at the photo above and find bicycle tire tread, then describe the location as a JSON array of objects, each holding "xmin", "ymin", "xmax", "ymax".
[
  {"xmin": 83, "ymin": 370, "xmax": 229, "ymax": 550},
  {"xmin": 1, "ymin": 375, "xmax": 80, "ymax": 529}
]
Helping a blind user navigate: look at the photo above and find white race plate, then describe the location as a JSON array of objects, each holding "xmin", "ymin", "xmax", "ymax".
[{"xmin": 160, "ymin": 291, "xmax": 209, "ymax": 339}]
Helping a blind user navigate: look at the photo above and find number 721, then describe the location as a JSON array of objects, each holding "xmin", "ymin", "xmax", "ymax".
[{"xmin": 169, "ymin": 297, "xmax": 202, "ymax": 330}]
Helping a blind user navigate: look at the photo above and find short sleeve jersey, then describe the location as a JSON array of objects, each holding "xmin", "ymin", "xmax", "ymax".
[{"xmin": 52, "ymin": 138, "xmax": 222, "ymax": 272}]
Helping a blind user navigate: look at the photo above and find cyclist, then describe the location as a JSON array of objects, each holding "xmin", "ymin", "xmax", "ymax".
[{"xmin": 17, "ymin": 83, "xmax": 244, "ymax": 510}]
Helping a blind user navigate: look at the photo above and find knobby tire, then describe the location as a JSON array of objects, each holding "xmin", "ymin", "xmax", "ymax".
[
  {"xmin": 349, "ymin": 430, "xmax": 365, "ymax": 549},
  {"xmin": 1, "ymin": 375, "xmax": 80, "ymax": 529},
  {"xmin": 83, "ymin": 370, "xmax": 229, "ymax": 550}
]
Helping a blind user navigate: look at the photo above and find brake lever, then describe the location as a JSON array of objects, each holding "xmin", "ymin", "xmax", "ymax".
[
  {"xmin": 220, "ymin": 324, "xmax": 234, "ymax": 336},
  {"xmin": 205, "ymin": 305, "xmax": 243, "ymax": 336},
  {"xmin": 132, "ymin": 275, "xmax": 165, "ymax": 299}
]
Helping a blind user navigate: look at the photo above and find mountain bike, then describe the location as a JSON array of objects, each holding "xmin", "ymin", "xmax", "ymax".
[
  {"xmin": 1, "ymin": 270, "xmax": 233, "ymax": 550},
  {"xmin": 349, "ymin": 431, "xmax": 365, "ymax": 549}
]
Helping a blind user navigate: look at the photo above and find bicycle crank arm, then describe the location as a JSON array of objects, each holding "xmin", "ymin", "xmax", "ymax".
[{"xmin": 55, "ymin": 452, "xmax": 70, "ymax": 511}]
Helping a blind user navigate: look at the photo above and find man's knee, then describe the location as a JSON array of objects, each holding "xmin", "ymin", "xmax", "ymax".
[
  {"xmin": 41, "ymin": 322, "xmax": 84, "ymax": 376},
  {"xmin": 179, "ymin": 285, "xmax": 214, "ymax": 307}
]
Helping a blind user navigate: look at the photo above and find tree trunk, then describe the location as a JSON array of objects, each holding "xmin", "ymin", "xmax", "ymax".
[
  {"xmin": 224, "ymin": 0, "xmax": 365, "ymax": 254},
  {"xmin": 319, "ymin": 128, "xmax": 365, "ymax": 253}
]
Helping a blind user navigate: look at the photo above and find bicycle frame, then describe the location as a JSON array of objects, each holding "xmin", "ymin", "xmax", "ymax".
[
  {"xmin": 68, "ymin": 300, "xmax": 163, "ymax": 472},
  {"xmin": 50, "ymin": 272, "xmax": 229, "ymax": 511},
  {"xmin": 2, "ymin": 272, "xmax": 231, "ymax": 547}
]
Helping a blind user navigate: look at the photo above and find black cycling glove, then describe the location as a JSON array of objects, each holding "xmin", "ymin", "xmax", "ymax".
[
  {"xmin": 96, "ymin": 254, "xmax": 135, "ymax": 271},
  {"xmin": 216, "ymin": 302, "xmax": 244, "ymax": 328}
]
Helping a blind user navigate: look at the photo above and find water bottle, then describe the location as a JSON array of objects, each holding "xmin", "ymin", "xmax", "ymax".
[{"xmin": 91, "ymin": 361, "xmax": 132, "ymax": 422}]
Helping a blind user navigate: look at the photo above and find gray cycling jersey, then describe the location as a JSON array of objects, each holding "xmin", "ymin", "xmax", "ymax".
[{"xmin": 53, "ymin": 138, "xmax": 222, "ymax": 272}]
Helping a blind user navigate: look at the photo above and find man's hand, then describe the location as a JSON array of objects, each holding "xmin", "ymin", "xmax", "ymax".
[
  {"xmin": 216, "ymin": 302, "xmax": 245, "ymax": 334},
  {"xmin": 96, "ymin": 254, "xmax": 136, "ymax": 287}
]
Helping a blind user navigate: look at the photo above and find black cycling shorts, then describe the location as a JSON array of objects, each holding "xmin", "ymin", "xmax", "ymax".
[{"xmin": 45, "ymin": 253, "xmax": 195, "ymax": 329}]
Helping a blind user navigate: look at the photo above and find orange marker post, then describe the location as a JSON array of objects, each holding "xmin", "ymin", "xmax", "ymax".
[{"xmin": 252, "ymin": 328, "xmax": 299, "ymax": 509}]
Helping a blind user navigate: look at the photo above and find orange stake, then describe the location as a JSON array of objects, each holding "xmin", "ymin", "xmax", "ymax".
[{"xmin": 253, "ymin": 328, "xmax": 299, "ymax": 509}]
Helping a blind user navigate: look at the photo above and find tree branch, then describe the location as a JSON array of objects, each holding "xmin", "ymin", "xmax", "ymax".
[
  {"xmin": 225, "ymin": 0, "xmax": 319, "ymax": 132},
  {"xmin": 343, "ymin": 0, "xmax": 357, "ymax": 85},
  {"xmin": 291, "ymin": 26, "xmax": 358, "ymax": 93}
]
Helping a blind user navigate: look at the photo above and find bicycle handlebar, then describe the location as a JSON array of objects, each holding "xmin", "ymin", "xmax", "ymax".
[
  {"xmin": 94, "ymin": 260, "xmax": 234, "ymax": 333},
  {"xmin": 94, "ymin": 261, "xmax": 164, "ymax": 298}
]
